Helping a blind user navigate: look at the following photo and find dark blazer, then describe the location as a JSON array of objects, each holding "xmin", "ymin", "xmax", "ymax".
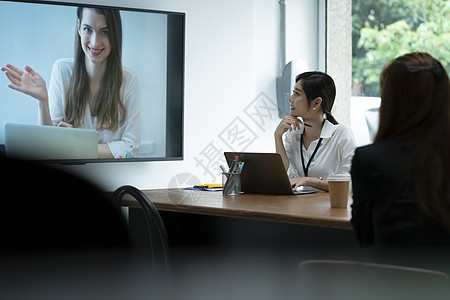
[{"xmin": 350, "ymin": 138, "xmax": 450, "ymax": 249}]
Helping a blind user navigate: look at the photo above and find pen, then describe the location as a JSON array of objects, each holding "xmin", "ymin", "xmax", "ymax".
[
  {"xmin": 220, "ymin": 165, "xmax": 228, "ymax": 173},
  {"xmin": 295, "ymin": 117, "xmax": 312, "ymax": 128},
  {"xmin": 238, "ymin": 161, "xmax": 245, "ymax": 172},
  {"xmin": 224, "ymin": 164, "xmax": 236, "ymax": 193},
  {"xmin": 229, "ymin": 156, "xmax": 239, "ymax": 173},
  {"xmin": 228, "ymin": 159, "xmax": 236, "ymax": 173},
  {"xmin": 233, "ymin": 161, "xmax": 242, "ymax": 173},
  {"xmin": 194, "ymin": 184, "xmax": 222, "ymax": 189},
  {"xmin": 228, "ymin": 162, "xmax": 245, "ymax": 194},
  {"xmin": 234, "ymin": 156, "xmax": 239, "ymax": 168},
  {"xmin": 225, "ymin": 162, "xmax": 237, "ymax": 193}
]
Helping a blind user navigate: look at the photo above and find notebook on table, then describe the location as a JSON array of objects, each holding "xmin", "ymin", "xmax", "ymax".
[{"xmin": 224, "ymin": 152, "xmax": 319, "ymax": 195}]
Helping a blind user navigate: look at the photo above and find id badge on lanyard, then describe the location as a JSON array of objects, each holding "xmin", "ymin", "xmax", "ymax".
[{"xmin": 300, "ymin": 134, "xmax": 323, "ymax": 177}]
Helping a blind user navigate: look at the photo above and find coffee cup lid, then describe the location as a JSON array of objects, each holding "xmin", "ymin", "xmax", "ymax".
[{"xmin": 327, "ymin": 174, "xmax": 351, "ymax": 181}]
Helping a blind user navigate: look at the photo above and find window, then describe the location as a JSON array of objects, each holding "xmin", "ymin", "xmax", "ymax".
[
  {"xmin": 350, "ymin": 0, "xmax": 449, "ymax": 145},
  {"xmin": 352, "ymin": 0, "xmax": 449, "ymax": 97}
]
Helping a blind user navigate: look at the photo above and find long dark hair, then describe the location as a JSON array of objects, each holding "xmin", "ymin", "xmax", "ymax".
[
  {"xmin": 376, "ymin": 52, "xmax": 450, "ymax": 230},
  {"xmin": 295, "ymin": 71, "xmax": 338, "ymax": 125},
  {"xmin": 65, "ymin": 7, "xmax": 126, "ymax": 132}
]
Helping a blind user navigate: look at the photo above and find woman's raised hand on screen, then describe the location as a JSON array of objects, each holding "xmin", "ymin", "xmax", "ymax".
[{"xmin": 1, "ymin": 64, "xmax": 48, "ymax": 103}]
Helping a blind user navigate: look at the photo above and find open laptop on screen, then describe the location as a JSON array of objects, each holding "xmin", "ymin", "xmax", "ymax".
[
  {"xmin": 224, "ymin": 152, "xmax": 319, "ymax": 195},
  {"xmin": 5, "ymin": 123, "xmax": 98, "ymax": 160}
]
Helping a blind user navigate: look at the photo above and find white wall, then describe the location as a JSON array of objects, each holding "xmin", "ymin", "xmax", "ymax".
[
  {"xmin": 327, "ymin": 0, "xmax": 352, "ymax": 125},
  {"xmin": 47, "ymin": 0, "xmax": 323, "ymax": 191}
]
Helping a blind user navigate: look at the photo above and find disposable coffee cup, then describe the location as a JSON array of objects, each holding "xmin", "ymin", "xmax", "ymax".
[{"xmin": 327, "ymin": 174, "xmax": 351, "ymax": 208}]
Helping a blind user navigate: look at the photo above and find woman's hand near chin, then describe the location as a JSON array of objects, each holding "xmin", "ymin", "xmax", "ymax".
[
  {"xmin": 275, "ymin": 115, "xmax": 301, "ymax": 171},
  {"xmin": 274, "ymin": 116, "xmax": 301, "ymax": 138}
]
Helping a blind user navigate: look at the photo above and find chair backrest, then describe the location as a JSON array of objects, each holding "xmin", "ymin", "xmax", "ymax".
[
  {"xmin": 299, "ymin": 259, "xmax": 449, "ymax": 300},
  {"xmin": 364, "ymin": 107, "xmax": 380, "ymax": 142},
  {"xmin": 112, "ymin": 185, "xmax": 169, "ymax": 278}
]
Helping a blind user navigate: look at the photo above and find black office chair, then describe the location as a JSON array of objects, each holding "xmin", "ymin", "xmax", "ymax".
[
  {"xmin": 364, "ymin": 106, "xmax": 380, "ymax": 142},
  {"xmin": 112, "ymin": 185, "xmax": 169, "ymax": 279},
  {"xmin": 299, "ymin": 259, "xmax": 449, "ymax": 300}
]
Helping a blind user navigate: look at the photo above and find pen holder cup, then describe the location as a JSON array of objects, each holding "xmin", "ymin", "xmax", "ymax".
[{"xmin": 222, "ymin": 172, "xmax": 242, "ymax": 195}]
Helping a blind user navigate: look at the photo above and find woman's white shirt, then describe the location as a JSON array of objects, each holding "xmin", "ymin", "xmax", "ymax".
[
  {"xmin": 48, "ymin": 58, "xmax": 141, "ymax": 158},
  {"xmin": 284, "ymin": 120, "xmax": 356, "ymax": 179}
]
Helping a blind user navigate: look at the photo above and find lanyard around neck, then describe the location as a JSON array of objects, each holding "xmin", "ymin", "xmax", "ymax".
[{"xmin": 300, "ymin": 134, "xmax": 323, "ymax": 177}]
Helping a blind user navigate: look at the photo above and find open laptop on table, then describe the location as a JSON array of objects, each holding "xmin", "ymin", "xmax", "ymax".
[
  {"xmin": 224, "ymin": 152, "xmax": 319, "ymax": 195},
  {"xmin": 4, "ymin": 123, "xmax": 98, "ymax": 160}
]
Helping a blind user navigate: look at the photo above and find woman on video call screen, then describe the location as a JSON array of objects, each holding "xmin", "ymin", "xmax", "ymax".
[{"xmin": 1, "ymin": 1, "xmax": 173, "ymax": 160}]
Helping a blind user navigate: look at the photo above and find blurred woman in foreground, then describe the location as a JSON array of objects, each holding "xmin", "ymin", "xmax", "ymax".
[{"xmin": 351, "ymin": 52, "xmax": 450, "ymax": 269}]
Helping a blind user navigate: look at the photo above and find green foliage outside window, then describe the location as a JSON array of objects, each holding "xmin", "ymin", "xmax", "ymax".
[{"xmin": 352, "ymin": 0, "xmax": 450, "ymax": 96}]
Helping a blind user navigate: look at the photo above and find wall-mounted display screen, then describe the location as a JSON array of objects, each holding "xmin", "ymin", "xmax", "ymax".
[{"xmin": 0, "ymin": 0, "xmax": 185, "ymax": 163}]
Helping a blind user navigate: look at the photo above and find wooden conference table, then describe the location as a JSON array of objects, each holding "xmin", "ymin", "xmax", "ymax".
[{"xmin": 120, "ymin": 188, "xmax": 352, "ymax": 230}]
